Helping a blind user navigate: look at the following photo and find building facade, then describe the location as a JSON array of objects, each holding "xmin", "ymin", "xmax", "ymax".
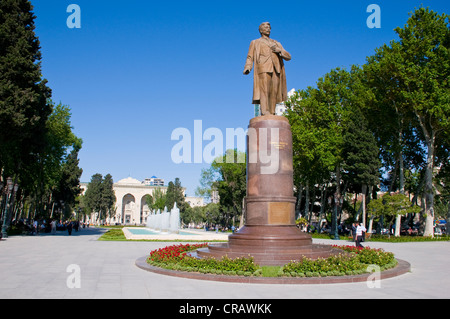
[
  {"xmin": 142, "ymin": 176, "xmax": 165, "ymax": 186},
  {"xmin": 81, "ymin": 177, "xmax": 204, "ymax": 225}
]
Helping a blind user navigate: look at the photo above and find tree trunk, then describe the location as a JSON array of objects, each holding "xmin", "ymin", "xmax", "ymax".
[
  {"xmin": 318, "ymin": 184, "xmax": 328, "ymax": 232},
  {"xmin": 368, "ymin": 216, "xmax": 374, "ymax": 234},
  {"xmin": 446, "ymin": 201, "xmax": 450, "ymax": 234},
  {"xmin": 399, "ymin": 149, "xmax": 405, "ymax": 195},
  {"xmin": 361, "ymin": 184, "xmax": 367, "ymax": 228},
  {"xmin": 388, "ymin": 161, "xmax": 399, "ymax": 193},
  {"xmin": 295, "ymin": 183, "xmax": 303, "ymax": 220},
  {"xmin": 332, "ymin": 165, "xmax": 341, "ymax": 239},
  {"xmin": 417, "ymin": 114, "xmax": 435, "ymax": 238},
  {"xmin": 308, "ymin": 185, "xmax": 316, "ymax": 224},
  {"xmin": 394, "ymin": 214, "xmax": 402, "ymax": 237},
  {"xmin": 304, "ymin": 181, "xmax": 309, "ymax": 219},
  {"xmin": 395, "ymin": 149, "xmax": 405, "ymax": 237}
]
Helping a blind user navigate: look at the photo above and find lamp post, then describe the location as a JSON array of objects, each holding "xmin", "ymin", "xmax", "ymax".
[{"xmin": 1, "ymin": 178, "xmax": 15, "ymax": 238}]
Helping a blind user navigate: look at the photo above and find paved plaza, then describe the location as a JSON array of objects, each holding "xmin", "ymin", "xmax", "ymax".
[{"xmin": 0, "ymin": 227, "xmax": 449, "ymax": 299}]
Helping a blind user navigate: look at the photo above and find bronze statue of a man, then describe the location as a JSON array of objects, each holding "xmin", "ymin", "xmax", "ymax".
[{"xmin": 244, "ymin": 22, "xmax": 291, "ymax": 116}]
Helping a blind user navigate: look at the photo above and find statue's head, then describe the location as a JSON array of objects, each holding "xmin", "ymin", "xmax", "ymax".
[{"xmin": 259, "ymin": 22, "xmax": 271, "ymax": 36}]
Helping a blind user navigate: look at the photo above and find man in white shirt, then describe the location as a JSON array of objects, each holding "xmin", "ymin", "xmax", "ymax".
[{"xmin": 355, "ymin": 222, "xmax": 366, "ymax": 248}]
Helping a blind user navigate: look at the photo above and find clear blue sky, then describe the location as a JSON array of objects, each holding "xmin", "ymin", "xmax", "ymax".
[{"xmin": 30, "ymin": 0, "xmax": 449, "ymax": 196}]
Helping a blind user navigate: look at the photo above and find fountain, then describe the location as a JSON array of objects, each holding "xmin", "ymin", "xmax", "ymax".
[
  {"xmin": 169, "ymin": 203, "xmax": 180, "ymax": 234},
  {"xmin": 146, "ymin": 205, "xmax": 181, "ymax": 234},
  {"xmin": 161, "ymin": 207, "xmax": 170, "ymax": 233}
]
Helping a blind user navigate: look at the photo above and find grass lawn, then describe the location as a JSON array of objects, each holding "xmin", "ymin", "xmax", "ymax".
[
  {"xmin": 97, "ymin": 226, "xmax": 450, "ymax": 243},
  {"xmin": 97, "ymin": 227, "xmax": 127, "ymax": 241},
  {"xmin": 97, "ymin": 226, "xmax": 227, "ymax": 242}
]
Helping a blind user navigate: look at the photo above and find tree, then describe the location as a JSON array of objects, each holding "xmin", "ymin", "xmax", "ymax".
[
  {"xmin": 101, "ymin": 174, "xmax": 115, "ymax": 220},
  {"xmin": 84, "ymin": 174, "xmax": 103, "ymax": 222},
  {"xmin": 367, "ymin": 193, "xmax": 421, "ymax": 236},
  {"xmin": 203, "ymin": 202, "xmax": 221, "ymax": 228},
  {"xmin": 146, "ymin": 187, "xmax": 166, "ymax": 211},
  {"xmin": 197, "ymin": 149, "xmax": 246, "ymax": 227},
  {"xmin": 285, "ymin": 87, "xmax": 340, "ymax": 221},
  {"xmin": 342, "ymin": 106, "xmax": 381, "ymax": 227},
  {"xmin": 40, "ymin": 102, "xmax": 82, "ymax": 218},
  {"xmin": 370, "ymin": 8, "xmax": 449, "ymax": 236},
  {"xmin": 286, "ymin": 67, "xmax": 362, "ymax": 239},
  {"xmin": 0, "ymin": 0, "xmax": 52, "ymax": 180},
  {"xmin": 165, "ymin": 178, "xmax": 186, "ymax": 211},
  {"xmin": 53, "ymin": 145, "xmax": 83, "ymax": 219},
  {"xmin": 212, "ymin": 149, "xmax": 246, "ymax": 227},
  {"xmin": 0, "ymin": 1, "xmax": 84, "ymax": 225},
  {"xmin": 195, "ymin": 167, "xmax": 220, "ymax": 201},
  {"xmin": 83, "ymin": 173, "xmax": 116, "ymax": 224}
]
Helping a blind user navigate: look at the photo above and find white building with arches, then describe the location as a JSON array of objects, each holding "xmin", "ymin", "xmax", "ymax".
[
  {"xmin": 112, "ymin": 177, "xmax": 172, "ymax": 225},
  {"xmin": 82, "ymin": 177, "xmax": 176, "ymax": 225},
  {"xmin": 81, "ymin": 176, "xmax": 208, "ymax": 225}
]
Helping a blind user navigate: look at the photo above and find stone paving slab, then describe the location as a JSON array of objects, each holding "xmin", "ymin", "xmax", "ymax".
[{"xmin": 0, "ymin": 227, "xmax": 449, "ymax": 299}]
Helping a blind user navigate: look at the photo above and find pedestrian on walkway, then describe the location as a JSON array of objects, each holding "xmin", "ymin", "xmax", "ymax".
[
  {"xmin": 355, "ymin": 222, "xmax": 366, "ymax": 248},
  {"xmin": 33, "ymin": 220, "xmax": 38, "ymax": 235},
  {"xmin": 351, "ymin": 223, "xmax": 356, "ymax": 242},
  {"xmin": 51, "ymin": 219, "xmax": 56, "ymax": 234},
  {"xmin": 67, "ymin": 221, "xmax": 73, "ymax": 236}
]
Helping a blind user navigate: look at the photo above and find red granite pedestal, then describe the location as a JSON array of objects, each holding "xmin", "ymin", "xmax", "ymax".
[{"xmin": 196, "ymin": 115, "xmax": 342, "ymax": 266}]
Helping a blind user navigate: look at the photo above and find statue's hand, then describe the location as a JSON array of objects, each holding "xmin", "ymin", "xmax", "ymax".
[{"xmin": 271, "ymin": 45, "xmax": 281, "ymax": 53}]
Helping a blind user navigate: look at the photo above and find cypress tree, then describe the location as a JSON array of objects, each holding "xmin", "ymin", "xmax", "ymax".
[
  {"xmin": 342, "ymin": 108, "xmax": 381, "ymax": 191},
  {"xmin": 0, "ymin": 0, "xmax": 52, "ymax": 178},
  {"xmin": 342, "ymin": 107, "xmax": 381, "ymax": 226},
  {"xmin": 53, "ymin": 146, "xmax": 83, "ymax": 217},
  {"xmin": 101, "ymin": 174, "xmax": 116, "ymax": 220}
]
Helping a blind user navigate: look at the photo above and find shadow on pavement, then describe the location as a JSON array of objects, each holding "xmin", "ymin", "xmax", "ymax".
[{"xmin": 10, "ymin": 226, "xmax": 109, "ymax": 238}]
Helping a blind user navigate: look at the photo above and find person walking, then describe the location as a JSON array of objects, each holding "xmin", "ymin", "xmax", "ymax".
[
  {"xmin": 50, "ymin": 219, "xmax": 56, "ymax": 234},
  {"xmin": 67, "ymin": 221, "xmax": 73, "ymax": 236},
  {"xmin": 351, "ymin": 223, "xmax": 356, "ymax": 242},
  {"xmin": 33, "ymin": 220, "xmax": 38, "ymax": 235},
  {"xmin": 355, "ymin": 222, "xmax": 366, "ymax": 248}
]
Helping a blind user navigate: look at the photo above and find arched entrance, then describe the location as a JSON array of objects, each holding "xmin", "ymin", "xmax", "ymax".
[{"xmin": 122, "ymin": 194, "xmax": 136, "ymax": 225}]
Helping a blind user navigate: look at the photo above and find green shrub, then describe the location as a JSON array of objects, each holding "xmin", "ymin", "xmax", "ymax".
[
  {"xmin": 148, "ymin": 243, "xmax": 260, "ymax": 276},
  {"xmin": 280, "ymin": 246, "xmax": 397, "ymax": 277},
  {"xmin": 148, "ymin": 244, "xmax": 397, "ymax": 278}
]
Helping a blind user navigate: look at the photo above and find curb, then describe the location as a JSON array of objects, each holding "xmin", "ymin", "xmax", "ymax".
[{"xmin": 135, "ymin": 256, "xmax": 411, "ymax": 285}]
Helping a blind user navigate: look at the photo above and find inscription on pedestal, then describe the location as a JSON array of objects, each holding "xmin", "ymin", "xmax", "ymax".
[
  {"xmin": 270, "ymin": 141, "xmax": 288, "ymax": 150},
  {"xmin": 268, "ymin": 202, "xmax": 293, "ymax": 225}
]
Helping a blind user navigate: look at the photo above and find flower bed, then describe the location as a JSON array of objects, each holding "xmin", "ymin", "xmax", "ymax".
[
  {"xmin": 147, "ymin": 243, "xmax": 261, "ymax": 276},
  {"xmin": 279, "ymin": 245, "xmax": 397, "ymax": 277},
  {"xmin": 146, "ymin": 243, "xmax": 398, "ymax": 278}
]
